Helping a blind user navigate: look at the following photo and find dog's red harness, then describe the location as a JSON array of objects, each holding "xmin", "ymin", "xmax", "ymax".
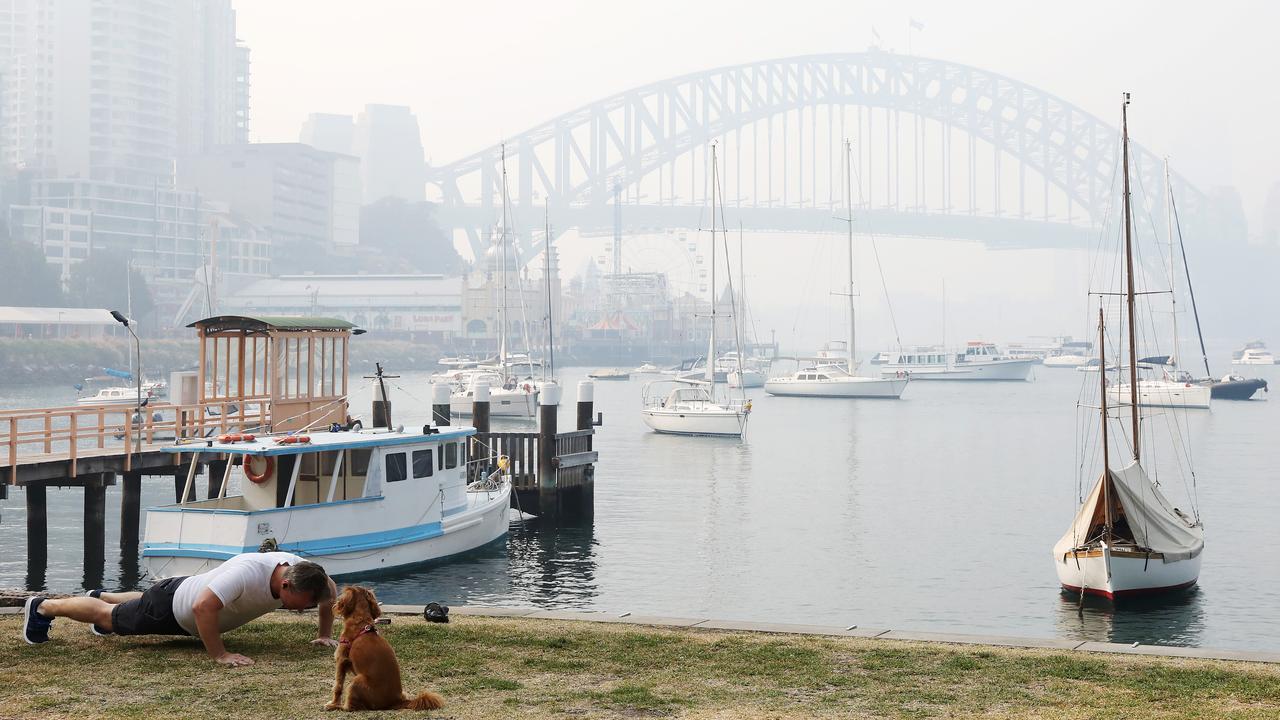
[{"xmin": 339, "ymin": 624, "xmax": 378, "ymax": 646}]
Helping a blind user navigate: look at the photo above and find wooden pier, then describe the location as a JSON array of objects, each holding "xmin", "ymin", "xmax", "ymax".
[{"xmin": 2, "ymin": 314, "xmax": 598, "ymax": 587}]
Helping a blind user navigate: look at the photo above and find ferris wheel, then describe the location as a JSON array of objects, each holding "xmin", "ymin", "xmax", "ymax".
[{"xmin": 596, "ymin": 230, "xmax": 708, "ymax": 296}]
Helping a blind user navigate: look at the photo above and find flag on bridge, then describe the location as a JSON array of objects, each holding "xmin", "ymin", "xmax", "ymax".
[{"xmin": 909, "ymin": 18, "xmax": 925, "ymax": 31}]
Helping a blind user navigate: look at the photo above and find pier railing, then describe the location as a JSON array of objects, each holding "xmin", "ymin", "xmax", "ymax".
[
  {"xmin": 468, "ymin": 428, "xmax": 595, "ymax": 495},
  {"xmin": 2, "ymin": 397, "xmax": 270, "ymax": 483}
]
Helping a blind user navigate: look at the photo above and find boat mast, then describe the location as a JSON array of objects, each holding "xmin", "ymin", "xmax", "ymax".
[
  {"xmin": 1165, "ymin": 157, "xmax": 1179, "ymax": 371},
  {"xmin": 1098, "ymin": 306, "xmax": 1113, "ymax": 535},
  {"xmin": 1169, "ymin": 173, "xmax": 1213, "ymax": 377},
  {"xmin": 544, "ymin": 200, "xmax": 554, "ymax": 382},
  {"xmin": 845, "ymin": 139, "xmax": 857, "ymax": 376},
  {"xmin": 499, "ymin": 144, "xmax": 510, "ymax": 372},
  {"xmin": 1121, "ymin": 93, "xmax": 1141, "ymax": 462},
  {"xmin": 707, "ymin": 144, "xmax": 718, "ymax": 388}
]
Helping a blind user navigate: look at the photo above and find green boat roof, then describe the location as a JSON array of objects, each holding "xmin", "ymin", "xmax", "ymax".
[{"xmin": 189, "ymin": 315, "xmax": 358, "ymax": 334}]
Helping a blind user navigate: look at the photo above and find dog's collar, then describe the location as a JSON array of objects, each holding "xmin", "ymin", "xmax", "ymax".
[{"xmin": 339, "ymin": 624, "xmax": 378, "ymax": 646}]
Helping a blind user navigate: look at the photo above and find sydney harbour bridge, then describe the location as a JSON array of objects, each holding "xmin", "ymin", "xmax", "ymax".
[{"xmin": 425, "ymin": 52, "xmax": 1237, "ymax": 264}]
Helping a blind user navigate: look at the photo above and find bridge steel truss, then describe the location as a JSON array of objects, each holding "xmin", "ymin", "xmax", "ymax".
[{"xmin": 426, "ymin": 52, "xmax": 1209, "ymax": 261}]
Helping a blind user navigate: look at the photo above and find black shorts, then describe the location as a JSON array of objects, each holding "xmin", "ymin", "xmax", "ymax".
[{"xmin": 110, "ymin": 576, "xmax": 191, "ymax": 636}]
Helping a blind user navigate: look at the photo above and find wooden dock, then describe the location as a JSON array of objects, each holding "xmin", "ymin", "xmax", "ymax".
[{"xmin": 3, "ymin": 314, "xmax": 599, "ymax": 590}]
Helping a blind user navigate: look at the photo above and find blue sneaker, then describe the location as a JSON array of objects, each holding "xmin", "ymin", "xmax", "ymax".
[
  {"xmin": 21, "ymin": 596, "xmax": 53, "ymax": 644},
  {"xmin": 86, "ymin": 590, "xmax": 113, "ymax": 636}
]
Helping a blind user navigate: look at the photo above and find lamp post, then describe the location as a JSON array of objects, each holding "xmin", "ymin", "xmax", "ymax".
[{"xmin": 110, "ymin": 310, "xmax": 142, "ymax": 454}]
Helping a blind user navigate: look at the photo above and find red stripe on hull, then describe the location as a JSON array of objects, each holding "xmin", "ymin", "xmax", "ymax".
[{"xmin": 1061, "ymin": 579, "xmax": 1198, "ymax": 600}]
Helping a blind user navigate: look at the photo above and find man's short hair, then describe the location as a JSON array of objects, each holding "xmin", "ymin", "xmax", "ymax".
[{"xmin": 283, "ymin": 561, "xmax": 332, "ymax": 603}]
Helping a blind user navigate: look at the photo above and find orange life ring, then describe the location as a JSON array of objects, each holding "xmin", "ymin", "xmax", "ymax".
[
  {"xmin": 273, "ymin": 435, "xmax": 312, "ymax": 445},
  {"xmin": 244, "ymin": 455, "xmax": 274, "ymax": 484}
]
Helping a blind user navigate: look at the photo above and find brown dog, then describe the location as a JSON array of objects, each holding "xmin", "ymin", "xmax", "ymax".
[{"xmin": 326, "ymin": 586, "xmax": 445, "ymax": 712}]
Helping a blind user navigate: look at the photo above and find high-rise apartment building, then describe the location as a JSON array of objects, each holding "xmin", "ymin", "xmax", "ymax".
[
  {"xmin": 0, "ymin": 0, "xmax": 249, "ymax": 185},
  {"xmin": 299, "ymin": 113, "xmax": 355, "ymax": 156},
  {"xmin": 354, "ymin": 104, "xmax": 425, "ymax": 203}
]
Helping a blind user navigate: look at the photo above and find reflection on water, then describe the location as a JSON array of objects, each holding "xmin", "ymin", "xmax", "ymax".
[
  {"xmin": 359, "ymin": 515, "xmax": 598, "ymax": 608},
  {"xmin": 1054, "ymin": 587, "xmax": 1207, "ymax": 646}
]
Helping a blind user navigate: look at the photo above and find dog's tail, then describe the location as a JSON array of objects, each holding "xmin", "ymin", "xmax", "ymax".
[{"xmin": 398, "ymin": 691, "xmax": 445, "ymax": 710}]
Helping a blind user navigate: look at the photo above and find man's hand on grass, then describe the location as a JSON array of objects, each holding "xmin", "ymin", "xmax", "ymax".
[{"xmin": 216, "ymin": 652, "xmax": 254, "ymax": 667}]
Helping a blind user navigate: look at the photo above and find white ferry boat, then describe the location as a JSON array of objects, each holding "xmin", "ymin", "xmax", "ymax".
[
  {"xmin": 143, "ymin": 425, "xmax": 511, "ymax": 579},
  {"xmin": 878, "ymin": 342, "xmax": 1035, "ymax": 381},
  {"xmin": 76, "ymin": 386, "xmax": 152, "ymax": 406},
  {"xmin": 1232, "ymin": 341, "xmax": 1276, "ymax": 365}
]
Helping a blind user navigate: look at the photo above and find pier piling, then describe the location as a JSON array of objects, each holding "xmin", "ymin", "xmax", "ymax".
[
  {"xmin": 472, "ymin": 383, "xmax": 490, "ymax": 434},
  {"xmin": 372, "ymin": 382, "xmax": 391, "ymax": 428},
  {"xmin": 83, "ymin": 473, "xmax": 110, "ymax": 589},
  {"xmin": 120, "ymin": 471, "xmax": 141, "ymax": 551},
  {"xmin": 25, "ymin": 484, "xmax": 47, "ymax": 584},
  {"xmin": 432, "ymin": 383, "xmax": 451, "ymax": 426},
  {"xmin": 538, "ymin": 383, "xmax": 561, "ymax": 519}
]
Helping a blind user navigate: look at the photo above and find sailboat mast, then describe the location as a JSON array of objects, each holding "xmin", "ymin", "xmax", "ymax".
[
  {"xmin": 1098, "ymin": 306, "xmax": 1113, "ymax": 534},
  {"xmin": 1165, "ymin": 157, "xmax": 1178, "ymax": 370},
  {"xmin": 707, "ymin": 144, "xmax": 718, "ymax": 386},
  {"xmin": 845, "ymin": 140, "xmax": 857, "ymax": 376},
  {"xmin": 499, "ymin": 144, "xmax": 509, "ymax": 370},
  {"xmin": 544, "ymin": 200, "xmax": 554, "ymax": 381},
  {"xmin": 1121, "ymin": 94, "xmax": 1141, "ymax": 462}
]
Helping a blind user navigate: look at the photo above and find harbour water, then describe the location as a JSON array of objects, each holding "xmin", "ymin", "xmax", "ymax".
[{"xmin": 2, "ymin": 363, "xmax": 1277, "ymax": 651}]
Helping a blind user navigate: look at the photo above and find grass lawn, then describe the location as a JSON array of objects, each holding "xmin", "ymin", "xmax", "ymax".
[{"xmin": 2, "ymin": 613, "xmax": 1279, "ymax": 719}]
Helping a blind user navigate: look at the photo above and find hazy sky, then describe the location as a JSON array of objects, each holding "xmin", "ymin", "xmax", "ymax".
[
  {"xmin": 237, "ymin": 1, "xmax": 1279, "ymax": 223},
  {"xmin": 235, "ymin": 1, "xmax": 1280, "ymax": 352}
]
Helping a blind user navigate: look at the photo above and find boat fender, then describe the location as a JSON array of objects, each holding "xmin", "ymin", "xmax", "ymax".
[
  {"xmin": 245, "ymin": 455, "xmax": 274, "ymax": 484},
  {"xmin": 744, "ymin": 400, "xmax": 753, "ymax": 413},
  {"xmin": 523, "ymin": 383, "xmax": 532, "ymax": 392}
]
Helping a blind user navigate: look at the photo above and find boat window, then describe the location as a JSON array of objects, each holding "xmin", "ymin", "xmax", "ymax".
[
  {"xmin": 350, "ymin": 448, "xmax": 372, "ymax": 476},
  {"xmin": 816, "ymin": 374, "xmax": 828, "ymax": 381},
  {"xmin": 412, "ymin": 449, "xmax": 434, "ymax": 478},
  {"xmin": 438, "ymin": 444, "xmax": 445, "ymax": 471},
  {"xmin": 385, "ymin": 452, "xmax": 408, "ymax": 483},
  {"xmin": 445, "ymin": 442, "xmax": 458, "ymax": 469}
]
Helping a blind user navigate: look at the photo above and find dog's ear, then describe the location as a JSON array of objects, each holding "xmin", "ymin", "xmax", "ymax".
[
  {"xmin": 362, "ymin": 587, "xmax": 382, "ymax": 620},
  {"xmin": 333, "ymin": 586, "xmax": 354, "ymax": 617}
]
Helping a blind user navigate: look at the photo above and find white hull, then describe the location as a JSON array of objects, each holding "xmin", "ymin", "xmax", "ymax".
[
  {"xmin": 641, "ymin": 408, "xmax": 746, "ymax": 436},
  {"xmin": 1055, "ymin": 545, "xmax": 1201, "ymax": 599},
  {"xmin": 451, "ymin": 389, "xmax": 539, "ymax": 417},
  {"xmin": 1043, "ymin": 354, "xmax": 1091, "ymax": 368},
  {"xmin": 1233, "ymin": 358, "xmax": 1276, "ymax": 365},
  {"xmin": 1106, "ymin": 382, "xmax": 1211, "ymax": 409},
  {"xmin": 764, "ymin": 376, "xmax": 907, "ymax": 398},
  {"xmin": 879, "ymin": 358, "xmax": 1034, "ymax": 381},
  {"xmin": 144, "ymin": 486, "xmax": 510, "ymax": 579},
  {"xmin": 727, "ymin": 369, "xmax": 766, "ymax": 388}
]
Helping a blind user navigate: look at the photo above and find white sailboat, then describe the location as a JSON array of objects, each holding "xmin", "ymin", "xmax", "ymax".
[
  {"xmin": 766, "ymin": 140, "xmax": 908, "ymax": 399},
  {"xmin": 1054, "ymin": 95, "xmax": 1203, "ymax": 599},
  {"xmin": 641, "ymin": 144, "xmax": 751, "ymax": 437},
  {"xmin": 452, "ymin": 145, "xmax": 539, "ymax": 419}
]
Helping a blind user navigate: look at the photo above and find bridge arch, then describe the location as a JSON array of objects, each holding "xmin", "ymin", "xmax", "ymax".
[{"xmin": 425, "ymin": 52, "xmax": 1214, "ymax": 260}]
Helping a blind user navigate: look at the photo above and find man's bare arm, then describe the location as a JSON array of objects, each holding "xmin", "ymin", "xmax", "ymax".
[
  {"xmin": 312, "ymin": 577, "xmax": 338, "ymax": 647},
  {"xmin": 192, "ymin": 588, "xmax": 253, "ymax": 666}
]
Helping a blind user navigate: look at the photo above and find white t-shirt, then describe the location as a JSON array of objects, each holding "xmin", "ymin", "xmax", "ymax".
[{"xmin": 172, "ymin": 552, "xmax": 304, "ymax": 637}]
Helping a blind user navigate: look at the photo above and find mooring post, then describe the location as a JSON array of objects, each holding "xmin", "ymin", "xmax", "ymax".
[
  {"xmin": 472, "ymin": 382, "xmax": 490, "ymax": 434},
  {"xmin": 120, "ymin": 471, "xmax": 142, "ymax": 551},
  {"xmin": 538, "ymin": 383, "xmax": 561, "ymax": 519},
  {"xmin": 26, "ymin": 483, "xmax": 48, "ymax": 582},
  {"xmin": 208, "ymin": 458, "xmax": 228, "ymax": 499},
  {"xmin": 577, "ymin": 380, "xmax": 595, "ymax": 432},
  {"xmin": 431, "ymin": 382, "xmax": 451, "ymax": 426},
  {"xmin": 372, "ymin": 381, "xmax": 391, "ymax": 428},
  {"xmin": 576, "ymin": 380, "xmax": 596, "ymax": 518},
  {"xmin": 83, "ymin": 473, "xmax": 109, "ymax": 590}
]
